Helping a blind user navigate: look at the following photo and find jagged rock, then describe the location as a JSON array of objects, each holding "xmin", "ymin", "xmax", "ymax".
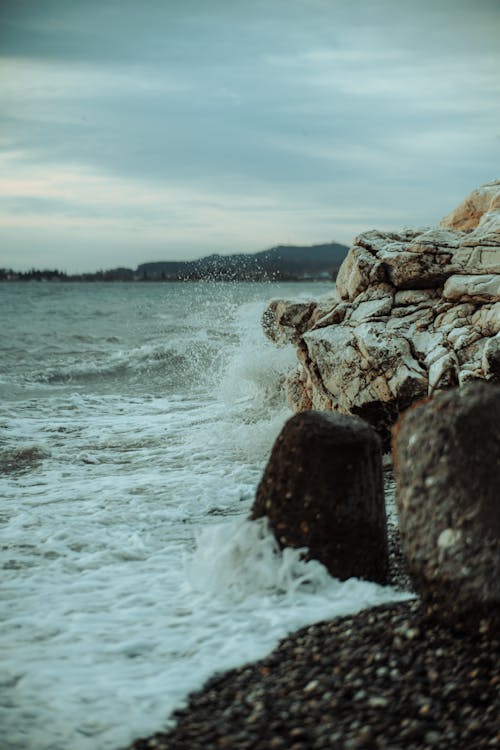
[
  {"xmin": 392, "ymin": 382, "xmax": 500, "ymax": 635},
  {"xmin": 262, "ymin": 181, "xmax": 500, "ymax": 442},
  {"xmin": 440, "ymin": 180, "xmax": 500, "ymax": 231},
  {"xmin": 251, "ymin": 410, "xmax": 388, "ymax": 584},
  {"xmin": 483, "ymin": 334, "xmax": 500, "ymax": 378},
  {"xmin": 262, "ymin": 298, "xmax": 318, "ymax": 344},
  {"xmin": 298, "ymin": 323, "xmax": 427, "ymax": 449},
  {"xmin": 261, "ymin": 295, "xmax": 339, "ymax": 345},
  {"xmin": 284, "ymin": 367, "xmax": 312, "ymax": 412},
  {"xmin": 336, "ymin": 222, "xmax": 499, "ymax": 303}
]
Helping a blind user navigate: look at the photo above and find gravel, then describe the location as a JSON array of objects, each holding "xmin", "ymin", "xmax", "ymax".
[
  {"xmin": 126, "ymin": 598, "xmax": 499, "ymax": 750},
  {"xmin": 125, "ymin": 471, "xmax": 499, "ymax": 750}
]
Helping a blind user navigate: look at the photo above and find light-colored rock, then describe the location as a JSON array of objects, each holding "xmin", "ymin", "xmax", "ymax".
[
  {"xmin": 336, "ymin": 227, "xmax": 500, "ymax": 303},
  {"xmin": 393, "ymin": 289, "xmax": 439, "ymax": 306},
  {"xmin": 472, "ymin": 302, "xmax": 500, "ymax": 335},
  {"xmin": 311, "ymin": 301, "xmax": 348, "ymax": 329},
  {"xmin": 284, "ymin": 367, "xmax": 312, "ymax": 412},
  {"xmin": 347, "ymin": 294, "xmax": 393, "ymax": 323},
  {"xmin": 263, "ymin": 182, "xmax": 500, "ymax": 442},
  {"xmin": 443, "ymin": 274, "xmax": 500, "ymax": 302},
  {"xmin": 335, "ymin": 240, "xmax": 388, "ymax": 301},
  {"xmin": 297, "ymin": 323, "xmax": 427, "ymax": 448},
  {"xmin": 428, "ymin": 351, "xmax": 459, "ymax": 392},
  {"xmin": 453, "ymin": 245, "xmax": 500, "ymax": 272},
  {"xmin": 261, "ymin": 294, "xmax": 340, "ymax": 345},
  {"xmin": 440, "ymin": 179, "xmax": 500, "ymax": 231},
  {"xmin": 334, "ymin": 186, "xmax": 500, "ymax": 304}
]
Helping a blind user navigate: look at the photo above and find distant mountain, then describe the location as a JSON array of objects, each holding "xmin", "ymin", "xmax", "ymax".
[
  {"xmin": 1, "ymin": 242, "xmax": 350, "ymax": 283},
  {"xmin": 136, "ymin": 242, "xmax": 349, "ymax": 281}
]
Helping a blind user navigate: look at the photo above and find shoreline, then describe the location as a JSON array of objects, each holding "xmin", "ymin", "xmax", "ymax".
[
  {"xmin": 125, "ymin": 517, "xmax": 499, "ymax": 750},
  {"xmin": 127, "ymin": 595, "xmax": 499, "ymax": 750},
  {"xmin": 124, "ymin": 181, "xmax": 500, "ymax": 748},
  {"xmin": 122, "ymin": 524, "xmax": 498, "ymax": 750}
]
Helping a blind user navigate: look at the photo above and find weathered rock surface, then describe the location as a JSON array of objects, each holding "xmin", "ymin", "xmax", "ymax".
[
  {"xmin": 392, "ymin": 382, "xmax": 500, "ymax": 635},
  {"xmin": 262, "ymin": 181, "xmax": 500, "ymax": 443},
  {"xmin": 251, "ymin": 410, "xmax": 388, "ymax": 584},
  {"xmin": 440, "ymin": 179, "xmax": 500, "ymax": 231}
]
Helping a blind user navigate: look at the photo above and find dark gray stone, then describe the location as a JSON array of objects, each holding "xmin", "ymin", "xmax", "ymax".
[
  {"xmin": 251, "ymin": 410, "xmax": 388, "ymax": 584},
  {"xmin": 392, "ymin": 382, "xmax": 500, "ymax": 635}
]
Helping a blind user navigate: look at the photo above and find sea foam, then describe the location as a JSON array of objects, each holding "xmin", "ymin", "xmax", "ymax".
[{"xmin": 0, "ymin": 281, "xmax": 410, "ymax": 750}]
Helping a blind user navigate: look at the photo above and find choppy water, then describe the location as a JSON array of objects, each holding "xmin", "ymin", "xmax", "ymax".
[{"xmin": 0, "ymin": 281, "xmax": 408, "ymax": 750}]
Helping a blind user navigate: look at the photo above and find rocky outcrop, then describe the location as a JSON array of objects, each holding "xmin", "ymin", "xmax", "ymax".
[
  {"xmin": 251, "ymin": 410, "xmax": 388, "ymax": 584},
  {"xmin": 263, "ymin": 181, "xmax": 500, "ymax": 444},
  {"xmin": 439, "ymin": 180, "xmax": 500, "ymax": 232},
  {"xmin": 392, "ymin": 382, "xmax": 500, "ymax": 635}
]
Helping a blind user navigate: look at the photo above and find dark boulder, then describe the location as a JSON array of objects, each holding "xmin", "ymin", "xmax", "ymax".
[
  {"xmin": 251, "ymin": 410, "xmax": 388, "ymax": 584},
  {"xmin": 392, "ymin": 382, "xmax": 500, "ymax": 635}
]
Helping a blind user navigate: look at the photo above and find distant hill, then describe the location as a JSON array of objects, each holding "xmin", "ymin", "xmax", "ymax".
[
  {"xmin": 1, "ymin": 242, "xmax": 350, "ymax": 283},
  {"xmin": 136, "ymin": 242, "xmax": 349, "ymax": 281}
]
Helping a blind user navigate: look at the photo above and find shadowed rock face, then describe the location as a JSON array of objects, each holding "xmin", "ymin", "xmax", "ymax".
[
  {"xmin": 251, "ymin": 410, "xmax": 388, "ymax": 584},
  {"xmin": 392, "ymin": 382, "xmax": 500, "ymax": 635},
  {"xmin": 262, "ymin": 180, "xmax": 500, "ymax": 445}
]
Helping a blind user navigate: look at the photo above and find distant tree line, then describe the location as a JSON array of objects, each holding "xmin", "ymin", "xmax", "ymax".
[
  {"xmin": 0, "ymin": 266, "xmax": 339, "ymax": 283},
  {"xmin": 0, "ymin": 267, "xmax": 137, "ymax": 282},
  {"xmin": 1, "ymin": 242, "xmax": 349, "ymax": 283}
]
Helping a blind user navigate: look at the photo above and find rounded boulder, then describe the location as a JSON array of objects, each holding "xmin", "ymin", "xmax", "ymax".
[
  {"xmin": 392, "ymin": 382, "xmax": 500, "ymax": 634},
  {"xmin": 251, "ymin": 410, "xmax": 388, "ymax": 584}
]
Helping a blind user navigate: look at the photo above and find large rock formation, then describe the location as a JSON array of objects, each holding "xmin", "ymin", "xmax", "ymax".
[
  {"xmin": 392, "ymin": 382, "xmax": 500, "ymax": 635},
  {"xmin": 251, "ymin": 410, "xmax": 388, "ymax": 584},
  {"xmin": 263, "ymin": 181, "xmax": 500, "ymax": 444}
]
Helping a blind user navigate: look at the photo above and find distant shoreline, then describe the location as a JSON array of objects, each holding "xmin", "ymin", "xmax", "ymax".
[
  {"xmin": 0, "ymin": 275, "xmax": 337, "ymax": 283},
  {"xmin": 0, "ymin": 242, "xmax": 348, "ymax": 284}
]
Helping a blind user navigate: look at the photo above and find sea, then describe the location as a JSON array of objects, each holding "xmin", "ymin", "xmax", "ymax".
[{"xmin": 0, "ymin": 280, "xmax": 408, "ymax": 750}]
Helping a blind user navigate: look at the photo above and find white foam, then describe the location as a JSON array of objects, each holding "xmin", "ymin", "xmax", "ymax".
[
  {"xmin": 187, "ymin": 516, "xmax": 410, "ymax": 613},
  {"xmin": 1, "ymin": 511, "xmax": 410, "ymax": 750},
  {"xmin": 187, "ymin": 517, "xmax": 327, "ymax": 598},
  {"xmin": 0, "ymin": 281, "xmax": 410, "ymax": 750}
]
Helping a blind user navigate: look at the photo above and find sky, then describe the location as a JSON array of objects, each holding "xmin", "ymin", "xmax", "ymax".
[{"xmin": 0, "ymin": 0, "xmax": 499, "ymax": 273}]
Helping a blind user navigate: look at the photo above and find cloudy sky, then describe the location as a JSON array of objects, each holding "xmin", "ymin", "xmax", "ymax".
[{"xmin": 1, "ymin": 0, "xmax": 499, "ymax": 272}]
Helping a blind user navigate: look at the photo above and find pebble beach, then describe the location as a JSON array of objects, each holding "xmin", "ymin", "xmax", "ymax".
[
  {"xmin": 127, "ymin": 522, "xmax": 500, "ymax": 750},
  {"xmin": 129, "ymin": 600, "xmax": 499, "ymax": 750}
]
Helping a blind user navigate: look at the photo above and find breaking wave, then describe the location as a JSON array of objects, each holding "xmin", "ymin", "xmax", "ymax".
[{"xmin": 31, "ymin": 339, "xmax": 227, "ymax": 390}]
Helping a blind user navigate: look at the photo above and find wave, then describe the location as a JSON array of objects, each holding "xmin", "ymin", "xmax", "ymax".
[
  {"xmin": 25, "ymin": 298, "xmax": 297, "ymax": 403},
  {"xmin": 31, "ymin": 338, "xmax": 226, "ymax": 390},
  {"xmin": 187, "ymin": 518, "xmax": 331, "ymax": 599},
  {"xmin": 186, "ymin": 516, "xmax": 412, "ymax": 624}
]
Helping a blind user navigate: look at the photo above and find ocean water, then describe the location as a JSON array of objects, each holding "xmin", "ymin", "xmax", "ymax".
[{"xmin": 0, "ymin": 281, "xmax": 408, "ymax": 750}]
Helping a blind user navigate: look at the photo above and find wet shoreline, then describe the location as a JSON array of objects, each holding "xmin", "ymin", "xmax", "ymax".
[{"xmin": 126, "ymin": 583, "xmax": 499, "ymax": 750}]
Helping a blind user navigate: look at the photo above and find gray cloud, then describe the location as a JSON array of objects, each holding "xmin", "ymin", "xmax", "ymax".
[{"xmin": 1, "ymin": 0, "xmax": 499, "ymax": 271}]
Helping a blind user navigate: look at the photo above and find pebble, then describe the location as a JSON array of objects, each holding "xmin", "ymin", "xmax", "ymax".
[
  {"xmin": 303, "ymin": 680, "xmax": 318, "ymax": 693},
  {"xmin": 126, "ymin": 596, "xmax": 500, "ymax": 750},
  {"xmin": 125, "ymin": 521, "xmax": 499, "ymax": 750}
]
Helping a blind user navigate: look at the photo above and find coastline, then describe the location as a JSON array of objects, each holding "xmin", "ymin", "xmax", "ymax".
[
  {"xmin": 127, "ymin": 596, "xmax": 500, "ymax": 750},
  {"xmin": 125, "ymin": 521, "xmax": 499, "ymax": 750},
  {"xmin": 126, "ymin": 181, "xmax": 499, "ymax": 749}
]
